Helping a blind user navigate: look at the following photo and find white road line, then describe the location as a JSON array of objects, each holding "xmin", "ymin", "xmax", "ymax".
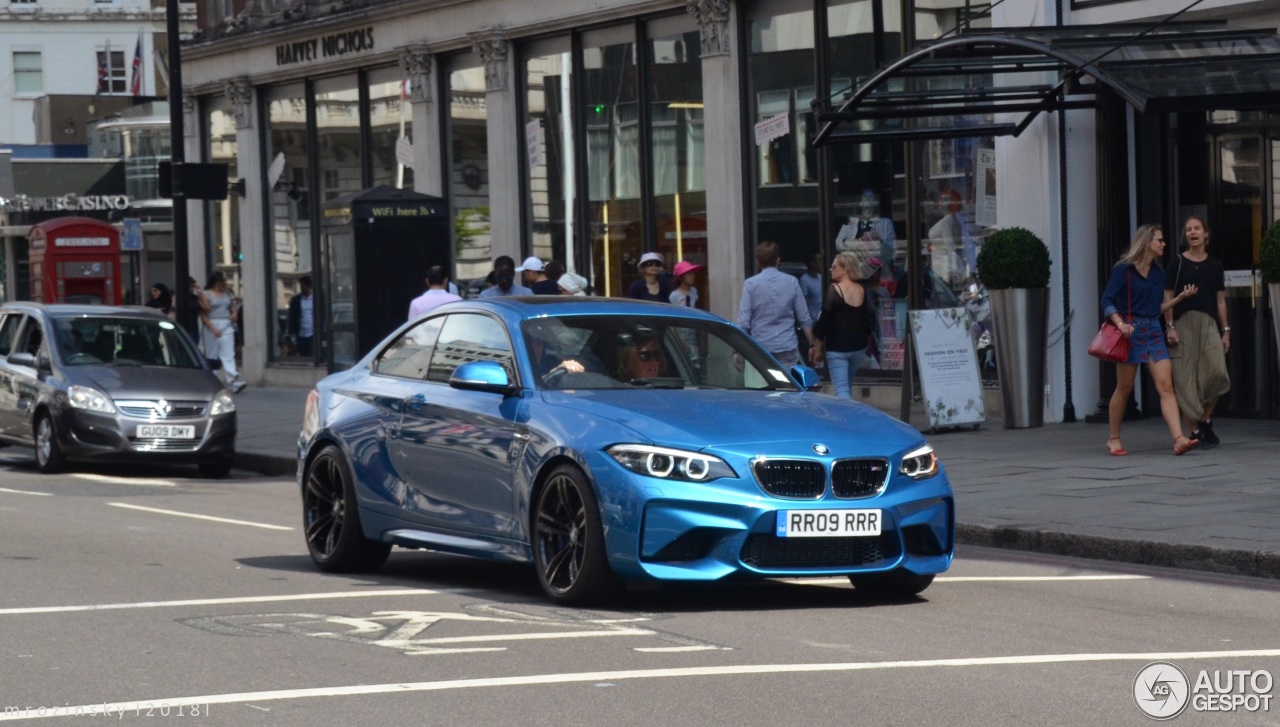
[
  {"xmin": 107, "ymin": 502, "xmax": 292, "ymax": 530},
  {"xmin": 7, "ymin": 648, "xmax": 1280, "ymax": 720},
  {"xmin": 0, "ymin": 487, "xmax": 53, "ymax": 496},
  {"xmin": 376, "ymin": 628, "xmax": 654, "ymax": 647},
  {"xmin": 0, "ymin": 590, "xmax": 438, "ymax": 616},
  {"xmin": 785, "ymin": 575, "xmax": 1151, "ymax": 585},
  {"xmin": 634, "ymin": 646, "xmax": 725, "ymax": 653},
  {"xmin": 74, "ymin": 474, "xmax": 175, "ymax": 487}
]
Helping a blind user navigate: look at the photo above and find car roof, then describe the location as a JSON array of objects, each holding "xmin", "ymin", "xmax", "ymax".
[
  {"xmin": 0, "ymin": 302, "xmax": 169, "ymax": 320},
  {"xmin": 449, "ymin": 296, "xmax": 725, "ymax": 323}
]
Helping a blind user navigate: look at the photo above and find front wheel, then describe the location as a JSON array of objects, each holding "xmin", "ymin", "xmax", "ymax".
[
  {"xmin": 35, "ymin": 413, "xmax": 66, "ymax": 474},
  {"xmin": 533, "ymin": 464, "xmax": 618, "ymax": 605},
  {"xmin": 302, "ymin": 445, "xmax": 390, "ymax": 572},
  {"xmin": 848, "ymin": 570, "xmax": 935, "ymax": 600}
]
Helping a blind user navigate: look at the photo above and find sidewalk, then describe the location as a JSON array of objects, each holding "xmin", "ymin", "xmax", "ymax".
[{"xmin": 231, "ymin": 385, "xmax": 1280, "ymax": 579}]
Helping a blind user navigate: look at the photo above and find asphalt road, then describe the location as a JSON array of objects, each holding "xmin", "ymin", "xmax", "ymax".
[{"xmin": 2, "ymin": 453, "xmax": 1279, "ymax": 726}]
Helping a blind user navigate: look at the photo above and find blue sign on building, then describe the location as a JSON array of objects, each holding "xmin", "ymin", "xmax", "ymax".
[{"xmin": 121, "ymin": 218, "xmax": 143, "ymax": 251}]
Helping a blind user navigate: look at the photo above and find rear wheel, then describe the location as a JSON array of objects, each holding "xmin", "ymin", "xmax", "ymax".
[
  {"xmin": 302, "ymin": 445, "xmax": 390, "ymax": 572},
  {"xmin": 533, "ymin": 464, "xmax": 618, "ymax": 605},
  {"xmin": 848, "ymin": 570, "xmax": 935, "ymax": 600},
  {"xmin": 35, "ymin": 413, "xmax": 66, "ymax": 474}
]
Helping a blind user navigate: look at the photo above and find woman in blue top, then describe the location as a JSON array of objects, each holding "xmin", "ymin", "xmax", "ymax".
[{"xmin": 1101, "ymin": 224, "xmax": 1199, "ymax": 456}]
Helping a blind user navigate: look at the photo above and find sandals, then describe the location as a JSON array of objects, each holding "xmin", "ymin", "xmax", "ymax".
[
  {"xmin": 1173, "ymin": 435, "xmax": 1199, "ymax": 456},
  {"xmin": 1106, "ymin": 437, "xmax": 1127, "ymax": 457}
]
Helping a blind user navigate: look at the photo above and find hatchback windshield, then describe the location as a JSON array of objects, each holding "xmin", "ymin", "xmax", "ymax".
[
  {"xmin": 53, "ymin": 317, "xmax": 203, "ymax": 368},
  {"xmin": 522, "ymin": 315, "xmax": 802, "ymax": 391}
]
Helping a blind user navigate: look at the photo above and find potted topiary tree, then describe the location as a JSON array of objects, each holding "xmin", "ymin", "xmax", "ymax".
[
  {"xmin": 1262, "ymin": 220, "xmax": 1280, "ymax": 369},
  {"xmin": 976, "ymin": 227, "xmax": 1052, "ymax": 428}
]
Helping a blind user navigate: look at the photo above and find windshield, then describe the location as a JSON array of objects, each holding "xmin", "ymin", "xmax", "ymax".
[
  {"xmin": 53, "ymin": 317, "xmax": 204, "ymax": 368},
  {"xmin": 522, "ymin": 315, "xmax": 802, "ymax": 392}
]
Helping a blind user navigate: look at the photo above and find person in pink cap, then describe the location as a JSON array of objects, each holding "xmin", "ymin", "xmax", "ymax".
[{"xmin": 669, "ymin": 260, "xmax": 702, "ymax": 309}]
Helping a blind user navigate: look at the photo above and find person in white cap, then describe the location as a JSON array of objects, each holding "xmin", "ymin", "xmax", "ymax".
[
  {"xmin": 517, "ymin": 256, "xmax": 558, "ymax": 295},
  {"xmin": 628, "ymin": 251, "xmax": 671, "ymax": 301},
  {"xmin": 558, "ymin": 272, "xmax": 590, "ymax": 296}
]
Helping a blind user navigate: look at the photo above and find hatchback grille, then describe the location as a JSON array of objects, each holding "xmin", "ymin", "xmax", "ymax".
[
  {"xmin": 831, "ymin": 458, "xmax": 889, "ymax": 498},
  {"xmin": 751, "ymin": 459, "xmax": 826, "ymax": 498},
  {"xmin": 117, "ymin": 400, "xmax": 207, "ymax": 419},
  {"xmin": 740, "ymin": 532, "xmax": 900, "ymax": 569},
  {"xmin": 130, "ymin": 438, "xmax": 201, "ymax": 452}
]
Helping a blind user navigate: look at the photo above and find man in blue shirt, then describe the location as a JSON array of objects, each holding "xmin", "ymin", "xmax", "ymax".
[
  {"xmin": 480, "ymin": 256, "xmax": 532, "ymax": 298},
  {"xmin": 737, "ymin": 241, "xmax": 814, "ymax": 369}
]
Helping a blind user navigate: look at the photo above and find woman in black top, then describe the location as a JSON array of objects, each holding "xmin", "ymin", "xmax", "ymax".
[
  {"xmin": 1164, "ymin": 216, "xmax": 1231, "ymax": 447},
  {"xmin": 812, "ymin": 251, "xmax": 871, "ymax": 400},
  {"xmin": 144, "ymin": 283, "xmax": 173, "ymax": 315}
]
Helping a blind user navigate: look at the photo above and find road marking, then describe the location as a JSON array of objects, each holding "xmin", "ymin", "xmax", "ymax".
[
  {"xmin": 785, "ymin": 575, "xmax": 1151, "ymax": 585},
  {"xmin": 0, "ymin": 590, "xmax": 438, "ymax": 616},
  {"xmin": 7, "ymin": 648, "xmax": 1280, "ymax": 720},
  {"xmin": 634, "ymin": 646, "xmax": 725, "ymax": 653},
  {"xmin": 74, "ymin": 473, "xmax": 175, "ymax": 487},
  {"xmin": 0, "ymin": 487, "xmax": 53, "ymax": 496},
  {"xmin": 107, "ymin": 502, "xmax": 292, "ymax": 530},
  {"xmin": 383, "ymin": 628, "xmax": 654, "ymax": 646}
]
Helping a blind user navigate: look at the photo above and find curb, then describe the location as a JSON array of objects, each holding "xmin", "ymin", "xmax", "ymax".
[{"xmin": 957, "ymin": 523, "xmax": 1280, "ymax": 580}]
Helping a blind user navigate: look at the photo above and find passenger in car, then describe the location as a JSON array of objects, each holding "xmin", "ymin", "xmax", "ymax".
[{"xmin": 620, "ymin": 336, "xmax": 667, "ymax": 381}]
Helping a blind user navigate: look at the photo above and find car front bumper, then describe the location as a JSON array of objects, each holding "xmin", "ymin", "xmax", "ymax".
[{"xmin": 54, "ymin": 408, "xmax": 237, "ymax": 464}]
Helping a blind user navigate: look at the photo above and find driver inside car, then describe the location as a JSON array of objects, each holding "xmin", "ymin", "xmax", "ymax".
[
  {"xmin": 525, "ymin": 319, "xmax": 604, "ymax": 385},
  {"xmin": 620, "ymin": 336, "xmax": 667, "ymax": 381}
]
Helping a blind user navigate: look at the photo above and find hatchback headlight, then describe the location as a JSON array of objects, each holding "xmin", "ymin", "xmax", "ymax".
[
  {"xmin": 209, "ymin": 390, "xmax": 236, "ymax": 416},
  {"xmin": 67, "ymin": 385, "xmax": 117, "ymax": 415},
  {"xmin": 900, "ymin": 444, "xmax": 939, "ymax": 480},
  {"xmin": 607, "ymin": 444, "xmax": 736, "ymax": 483}
]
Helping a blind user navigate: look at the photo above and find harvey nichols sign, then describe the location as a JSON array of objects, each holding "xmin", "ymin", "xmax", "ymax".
[{"xmin": 277, "ymin": 27, "xmax": 375, "ymax": 66}]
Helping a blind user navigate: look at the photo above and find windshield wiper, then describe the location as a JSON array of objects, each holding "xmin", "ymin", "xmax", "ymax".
[{"xmin": 627, "ymin": 377, "xmax": 686, "ymax": 389}]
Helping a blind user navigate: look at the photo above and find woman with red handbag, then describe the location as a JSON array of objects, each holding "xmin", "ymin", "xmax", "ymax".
[{"xmin": 1101, "ymin": 224, "xmax": 1199, "ymax": 456}]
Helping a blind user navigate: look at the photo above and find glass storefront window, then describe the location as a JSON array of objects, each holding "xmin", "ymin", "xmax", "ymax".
[
  {"xmin": 583, "ymin": 26, "xmax": 642, "ymax": 298},
  {"xmin": 264, "ymin": 84, "xmax": 313, "ymax": 362},
  {"xmin": 522, "ymin": 38, "xmax": 574, "ymax": 275},
  {"xmin": 368, "ymin": 66, "xmax": 414, "ymax": 190},
  {"xmin": 448, "ymin": 56, "xmax": 492, "ymax": 283},
  {"xmin": 746, "ymin": 0, "xmax": 818, "ymax": 269},
  {"xmin": 647, "ymin": 15, "xmax": 707, "ymax": 309},
  {"xmin": 315, "ymin": 76, "xmax": 364, "ymax": 204}
]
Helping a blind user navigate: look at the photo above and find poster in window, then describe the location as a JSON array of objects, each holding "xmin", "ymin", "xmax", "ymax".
[{"xmin": 929, "ymin": 139, "xmax": 962, "ymax": 179}]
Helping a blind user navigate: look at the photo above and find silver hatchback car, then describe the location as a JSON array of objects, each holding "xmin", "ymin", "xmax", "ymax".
[{"xmin": 0, "ymin": 303, "xmax": 237, "ymax": 477}]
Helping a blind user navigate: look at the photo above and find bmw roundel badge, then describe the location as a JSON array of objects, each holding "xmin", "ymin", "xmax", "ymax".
[{"xmin": 812, "ymin": 444, "xmax": 829, "ymax": 455}]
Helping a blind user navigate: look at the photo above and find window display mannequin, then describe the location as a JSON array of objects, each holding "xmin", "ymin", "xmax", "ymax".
[
  {"xmin": 927, "ymin": 188, "xmax": 973, "ymax": 287},
  {"xmin": 836, "ymin": 191, "xmax": 896, "ymax": 278}
]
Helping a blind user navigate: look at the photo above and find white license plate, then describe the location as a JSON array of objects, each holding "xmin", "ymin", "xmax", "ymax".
[
  {"xmin": 776, "ymin": 509, "xmax": 882, "ymax": 538},
  {"xmin": 136, "ymin": 425, "xmax": 196, "ymax": 439}
]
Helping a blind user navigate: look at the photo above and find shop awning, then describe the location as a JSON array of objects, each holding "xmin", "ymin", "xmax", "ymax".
[{"xmin": 814, "ymin": 22, "xmax": 1280, "ymax": 146}]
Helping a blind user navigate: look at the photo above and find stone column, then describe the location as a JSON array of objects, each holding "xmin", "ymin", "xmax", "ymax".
[
  {"xmin": 470, "ymin": 30, "xmax": 521, "ymax": 263},
  {"xmin": 689, "ymin": 0, "xmax": 745, "ymax": 321},
  {"xmin": 398, "ymin": 44, "xmax": 444, "ymax": 198},
  {"xmin": 181, "ymin": 94, "xmax": 207, "ymax": 293},
  {"xmin": 225, "ymin": 76, "xmax": 269, "ymax": 384}
]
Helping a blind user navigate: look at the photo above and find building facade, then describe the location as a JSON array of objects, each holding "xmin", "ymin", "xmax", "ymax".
[{"xmin": 183, "ymin": 0, "xmax": 1280, "ymax": 419}]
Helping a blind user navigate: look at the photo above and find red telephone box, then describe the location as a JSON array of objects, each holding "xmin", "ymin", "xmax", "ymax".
[{"xmin": 27, "ymin": 217, "xmax": 122, "ymax": 305}]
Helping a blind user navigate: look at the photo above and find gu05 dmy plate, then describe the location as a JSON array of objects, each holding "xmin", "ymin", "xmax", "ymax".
[
  {"xmin": 776, "ymin": 509, "xmax": 882, "ymax": 538},
  {"xmin": 136, "ymin": 424, "xmax": 195, "ymax": 439}
]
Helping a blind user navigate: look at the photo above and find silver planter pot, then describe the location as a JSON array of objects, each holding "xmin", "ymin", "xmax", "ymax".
[{"xmin": 989, "ymin": 287, "xmax": 1049, "ymax": 428}]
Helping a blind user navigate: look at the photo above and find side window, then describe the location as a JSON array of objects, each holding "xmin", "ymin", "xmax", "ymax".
[
  {"xmin": 427, "ymin": 314, "xmax": 515, "ymax": 384},
  {"xmin": 373, "ymin": 317, "xmax": 444, "ymax": 380},
  {"xmin": 20, "ymin": 319, "xmax": 44, "ymax": 357},
  {"xmin": 0, "ymin": 314, "xmax": 22, "ymax": 356}
]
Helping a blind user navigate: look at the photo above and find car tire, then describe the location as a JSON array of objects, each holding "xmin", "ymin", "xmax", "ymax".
[
  {"xmin": 34, "ymin": 413, "xmax": 66, "ymax": 474},
  {"xmin": 198, "ymin": 459, "xmax": 233, "ymax": 479},
  {"xmin": 302, "ymin": 445, "xmax": 390, "ymax": 573},
  {"xmin": 532, "ymin": 464, "xmax": 619, "ymax": 605},
  {"xmin": 848, "ymin": 570, "xmax": 935, "ymax": 599}
]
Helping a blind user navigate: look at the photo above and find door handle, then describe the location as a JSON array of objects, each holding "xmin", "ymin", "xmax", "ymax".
[{"xmin": 407, "ymin": 393, "xmax": 428, "ymax": 411}]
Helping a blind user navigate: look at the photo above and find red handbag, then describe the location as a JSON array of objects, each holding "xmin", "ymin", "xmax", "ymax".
[
  {"xmin": 1088, "ymin": 322, "xmax": 1129, "ymax": 363},
  {"xmin": 1090, "ymin": 269, "xmax": 1131, "ymax": 363}
]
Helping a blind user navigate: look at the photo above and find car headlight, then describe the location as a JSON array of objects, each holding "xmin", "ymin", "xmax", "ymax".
[
  {"xmin": 607, "ymin": 444, "xmax": 736, "ymax": 483},
  {"xmin": 210, "ymin": 390, "xmax": 236, "ymax": 416},
  {"xmin": 900, "ymin": 444, "xmax": 939, "ymax": 480},
  {"xmin": 67, "ymin": 385, "xmax": 117, "ymax": 415}
]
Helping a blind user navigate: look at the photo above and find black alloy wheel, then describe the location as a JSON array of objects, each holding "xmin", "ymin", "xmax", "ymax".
[
  {"xmin": 35, "ymin": 413, "xmax": 66, "ymax": 474},
  {"xmin": 302, "ymin": 445, "xmax": 390, "ymax": 572},
  {"xmin": 533, "ymin": 464, "xmax": 617, "ymax": 605},
  {"xmin": 848, "ymin": 570, "xmax": 936, "ymax": 600}
]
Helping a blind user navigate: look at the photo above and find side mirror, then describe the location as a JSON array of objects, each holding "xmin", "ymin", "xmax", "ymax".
[
  {"xmin": 450, "ymin": 360, "xmax": 516, "ymax": 395},
  {"xmin": 791, "ymin": 364, "xmax": 822, "ymax": 391},
  {"xmin": 7, "ymin": 352, "xmax": 36, "ymax": 368}
]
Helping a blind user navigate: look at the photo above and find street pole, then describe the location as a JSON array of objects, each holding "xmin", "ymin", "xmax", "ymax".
[{"xmin": 166, "ymin": 0, "xmax": 190, "ymax": 334}]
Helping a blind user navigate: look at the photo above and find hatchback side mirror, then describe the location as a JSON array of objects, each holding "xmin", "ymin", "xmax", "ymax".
[
  {"xmin": 450, "ymin": 360, "xmax": 516, "ymax": 395},
  {"xmin": 7, "ymin": 352, "xmax": 36, "ymax": 368}
]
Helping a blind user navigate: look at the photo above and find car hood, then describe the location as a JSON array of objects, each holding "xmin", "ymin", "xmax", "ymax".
[
  {"xmin": 539, "ymin": 389, "xmax": 925, "ymax": 456},
  {"xmin": 68, "ymin": 366, "xmax": 223, "ymax": 401}
]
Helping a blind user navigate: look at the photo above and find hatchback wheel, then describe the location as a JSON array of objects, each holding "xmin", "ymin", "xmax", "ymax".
[
  {"xmin": 848, "ymin": 570, "xmax": 935, "ymax": 600},
  {"xmin": 533, "ymin": 464, "xmax": 617, "ymax": 605},
  {"xmin": 303, "ymin": 445, "xmax": 390, "ymax": 572},
  {"xmin": 35, "ymin": 413, "xmax": 66, "ymax": 474}
]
